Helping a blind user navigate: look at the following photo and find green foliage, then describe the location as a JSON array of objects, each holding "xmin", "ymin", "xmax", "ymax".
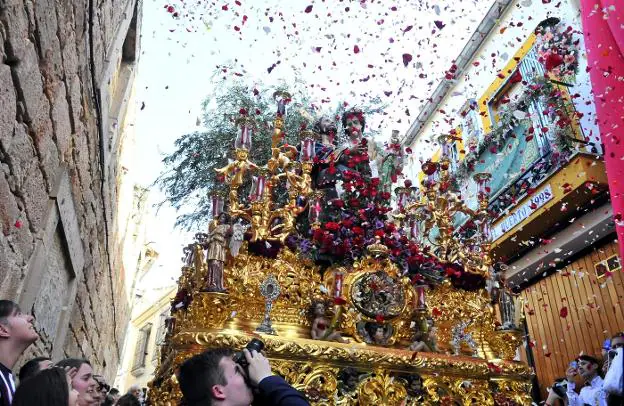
[{"xmin": 155, "ymin": 75, "xmax": 385, "ymax": 230}]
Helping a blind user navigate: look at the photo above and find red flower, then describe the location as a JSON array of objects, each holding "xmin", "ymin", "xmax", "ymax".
[
  {"xmin": 559, "ymin": 306, "xmax": 568, "ymax": 318},
  {"xmin": 331, "ymin": 199, "xmax": 344, "ymax": 208},
  {"xmin": 313, "ymin": 228, "xmax": 323, "ymax": 241},
  {"xmin": 544, "ymin": 53, "xmax": 564, "ymax": 71},
  {"xmin": 324, "ymin": 222, "xmax": 341, "ymax": 232},
  {"xmin": 374, "ymin": 229, "xmax": 385, "ymax": 238},
  {"xmin": 375, "ymin": 314, "xmax": 385, "ymax": 323},
  {"xmin": 431, "ymin": 307, "xmax": 442, "ymax": 317},
  {"xmin": 349, "ymin": 198, "xmax": 360, "ymax": 208},
  {"xmin": 422, "ymin": 161, "xmax": 437, "ymax": 175},
  {"xmin": 352, "ymin": 226, "xmax": 364, "ymax": 236},
  {"xmin": 341, "ymin": 218, "xmax": 353, "ymax": 228}
]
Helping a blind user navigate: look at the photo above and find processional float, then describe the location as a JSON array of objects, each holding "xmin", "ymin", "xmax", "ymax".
[{"xmin": 149, "ymin": 93, "xmax": 533, "ymax": 405}]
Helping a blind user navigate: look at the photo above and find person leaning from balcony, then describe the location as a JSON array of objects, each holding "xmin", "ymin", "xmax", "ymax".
[
  {"xmin": 56, "ymin": 358, "xmax": 99, "ymax": 406},
  {"xmin": 0, "ymin": 300, "xmax": 39, "ymax": 406},
  {"xmin": 565, "ymin": 355, "xmax": 607, "ymax": 406},
  {"xmin": 178, "ymin": 348, "xmax": 310, "ymax": 406},
  {"xmin": 12, "ymin": 367, "xmax": 79, "ymax": 406},
  {"xmin": 17, "ymin": 356, "xmax": 52, "ymax": 382}
]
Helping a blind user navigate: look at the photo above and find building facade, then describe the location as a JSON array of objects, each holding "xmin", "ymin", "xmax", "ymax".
[
  {"xmin": 402, "ymin": 0, "xmax": 622, "ymax": 398},
  {"xmin": 0, "ymin": 0, "xmax": 145, "ymax": 381},
  {"xmin": 114, "ymin": 285, "xmax": 175, "ymax": 394}
]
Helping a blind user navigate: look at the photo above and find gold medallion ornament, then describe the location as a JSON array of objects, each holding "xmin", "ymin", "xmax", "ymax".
[{"xmin": 149, "ymin": 97, "xmax": 532, "ymax": 405}]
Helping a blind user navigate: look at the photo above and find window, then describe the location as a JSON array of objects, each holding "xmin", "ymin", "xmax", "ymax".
[
  {"xmin": 152, "ymin": 312, "xmax": 169, "ymax": 363},
  {"xmin": 132, "ymin": 323, "xmax": 152, "ymax": 374}
]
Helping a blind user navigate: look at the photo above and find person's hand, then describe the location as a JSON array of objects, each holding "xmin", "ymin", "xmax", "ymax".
[
  {"xmin": 243, "ymin": 349, "xmax": 273, "ymax": 386},
  {"xmin": 566, "ymin": 366, "xmax": 577, "ymax": 381},
  {"xmin": 63, "ymin": 366, "xmax": 77, "ymax": 383}
]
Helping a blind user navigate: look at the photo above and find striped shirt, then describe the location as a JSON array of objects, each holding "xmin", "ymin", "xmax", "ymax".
[{"xmin": 0, "ymin": 362, "xmax": 15, "ymax": 406}]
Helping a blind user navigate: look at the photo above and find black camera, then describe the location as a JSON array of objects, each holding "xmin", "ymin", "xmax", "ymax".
[
  {"xmin": 551, "ymin": 379, "xmax": 568, "ymax": 398},
  {"xmin": 233, "ymin": 338, "xmax": 265, "ymax": 370}
]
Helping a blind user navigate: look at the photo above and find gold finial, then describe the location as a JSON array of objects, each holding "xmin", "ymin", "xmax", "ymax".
[{"xmin": 367, "ymin": 236, "xmax": 389, "ymax": 257}]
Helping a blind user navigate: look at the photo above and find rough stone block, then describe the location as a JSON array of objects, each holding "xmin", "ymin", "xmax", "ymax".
[
  {"xmin": 0, "ymin": 65, "xmax": 17, "ymax": 151},
  {"xmin": 11, "ymin": 42, "xmax": 48, "ymax": 124},
  {"xmin": 51, "ymin": 82, "xmax": 72, "ymax": 160},
  {"xmin": 7, "ymin": 123, "xmax": 37, "ymax": 190},
  {"xmin": 21, "ymin": 163, "xmax": 49, "ymax": 233},
  {"xmin": 32, "ymin": 0, "xmax": 63, "ymax": 81}
]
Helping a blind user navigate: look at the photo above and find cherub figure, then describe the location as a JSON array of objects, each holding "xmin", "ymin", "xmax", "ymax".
[
  {"xmin": 309, "ymin": 300, "xmax": 348, "ymax": 343},
  {"xmin": 409, "ymin": 319, "xmax": 438, "ymax": 353}
]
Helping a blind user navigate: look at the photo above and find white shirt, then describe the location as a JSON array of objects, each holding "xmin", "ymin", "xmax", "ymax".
[{"xmin": 567, "ymin": 375, "xmax": 607, "ymax": 406}]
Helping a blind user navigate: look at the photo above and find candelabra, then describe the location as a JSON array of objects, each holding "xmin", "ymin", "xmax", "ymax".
[
  {"xmin": 399, "ymin": 136, "xmax": 493, "ymax": 276},
  {"xmin": 215, "ymin": 92, "xmax": 315, "ymax": 243}
]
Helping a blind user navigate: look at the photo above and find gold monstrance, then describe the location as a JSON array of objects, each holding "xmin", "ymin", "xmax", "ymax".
[{"xmin": 149, "ymin": 95, "xmax": 533, "ymax": 405}]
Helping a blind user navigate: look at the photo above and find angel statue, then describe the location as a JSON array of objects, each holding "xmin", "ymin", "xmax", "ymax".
[
  {"xmin": 203, "ymin": 212, "xmax": 232, "ymax": 293},
  {"xmin": 309, "ymin": 300, "xmax": 348, "ymax": 343},
  {"xmin": 229, "ymin": 218, "xmax": 249, "ymax": 257}
]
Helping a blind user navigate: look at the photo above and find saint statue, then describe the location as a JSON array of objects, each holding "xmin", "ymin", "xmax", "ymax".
[
  {"xmin": 378, "ymin": 130, "xmax": 404, "ymax": 193},
  {"xmin": 203, "ymin": 212, "xmax": 232, "ymax": 293},
  {"xmin": 311, "ymin": 116, "xmax": 339, "ymax": 196},
  {"xmin": 335, "ymin": 108, "xmax": 372, "ymax": 179}
]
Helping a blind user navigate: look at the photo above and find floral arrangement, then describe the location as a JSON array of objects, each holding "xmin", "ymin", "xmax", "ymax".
[
  {"xmin": 291, "ymin": 138, "xmax": 464, "ymax": 285},
  {"xmin": 535, "ymin": 22, "xmax": 580, "ymax": 82}
]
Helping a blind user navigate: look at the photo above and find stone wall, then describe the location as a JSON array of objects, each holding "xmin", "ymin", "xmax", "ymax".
[{"xmin": 0, "ymin": 0, "xmax": 142, "ymax": 381}]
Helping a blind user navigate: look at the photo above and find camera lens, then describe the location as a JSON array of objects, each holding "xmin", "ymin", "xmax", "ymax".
[{"xmin": 246, "ymin": 338, "xmax": 265, "ymax": 354}]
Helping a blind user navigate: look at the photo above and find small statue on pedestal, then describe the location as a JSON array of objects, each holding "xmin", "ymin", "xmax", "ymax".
[
  {"xmin": 450, "ymin": 320, "xmax": 479, "ymax": 357},
  {"xmin": 203, "ymin": 212, "xmax": 232, "ymax": 293},
  {"xmin": 309, "ymin": 300, "xmax": 348, "ymax": 343},
  {"xmin": 409, "ymin": 318, "xmax": 438, "ymax": 353},
  {"xmin": 488, "ymin": 263, "xmax": 519, "ymax": 330}
]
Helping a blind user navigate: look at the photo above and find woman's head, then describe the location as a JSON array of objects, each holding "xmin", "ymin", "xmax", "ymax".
[
  {"xmin": 56, "ymin": 358, "xmax": 98, "ymax": 405},
  {"xmin": 12, "ymin": 367, "xmax": 79, "ymax": 406}
]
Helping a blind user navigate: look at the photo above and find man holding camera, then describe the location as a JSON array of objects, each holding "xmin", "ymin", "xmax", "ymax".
[
  {"xmin": 565, "ymin": 355, "xmax": 607, "ymax": 406},
  {"xmin": 178, "ymin": 347, "xmax": 310, "ymax": 405}
]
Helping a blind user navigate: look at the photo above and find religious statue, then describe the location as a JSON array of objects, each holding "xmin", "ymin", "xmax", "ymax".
[
  {"xmin": 409, "ymin": 330, "xmax": 433, "ymax": 352},
  {"xmin": 378, "ymin": 130, "xmax": 404, "ymax": 193},
  {"xmin": 311, "ymin": 116, "xmax": 339, "ymax": 196},
  {"xmin": 488, "ymin": 263, "xmax": 519, "ymax": 330},
  {"xmin": 450, "ymin": 320, "xmax": 479, "ymax": 356},
  {"xmin": 309, "ymin": 300, "xmax": 348, "ymax": 343},
  {"xmin": 499, "ymin": 275, "xmax": 519, "ymax": 330},
  {"xmin": 203, "ymin": 212, "xmax": 232, "ymax": 293},
  {"xmin": 335, "ymin": 108, "xmax": 372, "ymax": 179},
  {"xmin": 229, "ymin": 218, "xmax": 248, "ymax": 257}
]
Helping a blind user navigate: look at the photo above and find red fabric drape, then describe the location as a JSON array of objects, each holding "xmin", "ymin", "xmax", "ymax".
[{"xmin": 580, "ymin": 0, "xmax": 624, "ymax": 261}]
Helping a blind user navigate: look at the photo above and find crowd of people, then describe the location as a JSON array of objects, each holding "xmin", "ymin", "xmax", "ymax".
[
  {"xmin": 0, "ymin": 300, "xmax": 143, "ymax": 406},
  {"xmin": 545, "ymin": 332, "xmax": 624, "ymax": 406},
  {"xmin": 2, "ymin": 298, "xmax": 310, "ymax": 406}
]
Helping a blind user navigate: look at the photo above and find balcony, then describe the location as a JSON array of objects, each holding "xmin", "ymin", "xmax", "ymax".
[
  {"xmin": 448, "ymin": 74, "xmax": 608, "ymax": 260},
  {"xmin": 489, "ymin": 152, "xmax": 608, "ymax": 260}
]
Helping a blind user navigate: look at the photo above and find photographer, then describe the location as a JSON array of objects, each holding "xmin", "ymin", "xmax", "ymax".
[{"xmin": 178, "ymin": 347, "xmax": 310, "ymax": 406}]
